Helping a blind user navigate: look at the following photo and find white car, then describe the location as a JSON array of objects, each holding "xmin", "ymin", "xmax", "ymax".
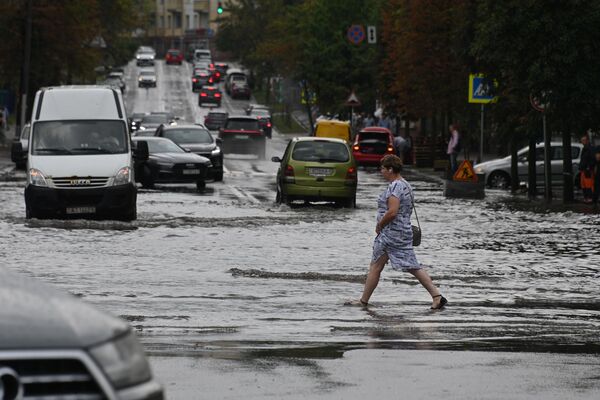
[{"xmin": 474, "ymin": 142, "xmax": 583, "ymax": 189}]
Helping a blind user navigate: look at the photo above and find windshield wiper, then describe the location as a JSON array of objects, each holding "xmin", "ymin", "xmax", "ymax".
[{"xmin": 34, "ymin": 147, "xmax": 72, "ymax": 154}]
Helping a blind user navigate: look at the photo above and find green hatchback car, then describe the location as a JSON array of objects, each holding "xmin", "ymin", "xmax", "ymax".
[{"xmin": 272, "ymin": 137, "xmax": 358, "ymax": 207}]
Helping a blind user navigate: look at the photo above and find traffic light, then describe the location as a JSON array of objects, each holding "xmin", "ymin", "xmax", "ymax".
[{"xmin": 217, "ymin": 2, "xmax": 224, "ymax": 14}]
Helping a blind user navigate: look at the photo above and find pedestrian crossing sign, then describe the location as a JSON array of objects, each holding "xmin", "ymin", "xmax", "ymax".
[
  {"xmin": 468, "ymin": 74, "xmax": 498, "ymax": 104},
  {"xmin": 453, "ymin": 160, "xmax": 478, "ymax": 183}
]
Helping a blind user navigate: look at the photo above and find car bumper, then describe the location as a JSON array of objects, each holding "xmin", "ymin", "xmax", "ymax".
[
  {"xmin": 154, "ymin": 165, "xmax": 209, "ymax": 183},
  {"xmin": 116, "ymin": 379, "xmax": 164, "ymax": 400},
  {"xmin": 353, "ymin": 152, "xmax": 388, "ymax": 164},
  {"xmin": 136, "ymin": 60, "xmax": 154, "ymax": 66},
  {"xmin": 283, "ymin": 184, "xmax": 356, "ymax": 201},
  {"xmin": 138, "ymin": 81, "xmax": 156, "ymax": 87},
  {"xmin": 25, "ymin": 183, "xmax": 137, "ymax": 219}
]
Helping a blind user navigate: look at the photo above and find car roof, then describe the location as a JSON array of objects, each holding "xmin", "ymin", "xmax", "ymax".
[
  {"xmin": 228, "ymin": 115, "xmax": 258, "ymax": 121},
  {"xmin": 161, "ymin": 124, "xmax": 207, "ymax": 130},
  {"xmin": 360, "ymin": 127, "xmax": 391, "ymax": 134},
  {"xmin": 293, "ymin": 136, "xmax": 348, "ymax": 144},
  {"xmin": 132, "ymin": 136, "xmax": 169, "ymax": 141}
]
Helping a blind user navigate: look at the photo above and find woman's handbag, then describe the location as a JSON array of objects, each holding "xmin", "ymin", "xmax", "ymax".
[{"xmin": 407, "ymin": 182, "xmax": 421, "ymax": 247}]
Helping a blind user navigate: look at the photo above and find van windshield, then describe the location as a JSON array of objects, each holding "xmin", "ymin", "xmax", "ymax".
[{"xmin": 32, "ymin": 120, "xmax": 128, "ymax": 155}]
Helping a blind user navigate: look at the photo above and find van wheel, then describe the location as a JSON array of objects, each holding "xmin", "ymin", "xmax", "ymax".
[
  {"xmin": 121, "ymin": 205, "xmax": 137, "ymax": 221},
  {"xmin": 26, "ymin": 207, "xmax": 34, "ymax": 219},
  {"xmin": 196, "ymin": 180, "xmax": 206, "ymax": 192}
]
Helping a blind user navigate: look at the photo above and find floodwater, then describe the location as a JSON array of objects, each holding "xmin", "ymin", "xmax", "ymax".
[{"xmin": 2, "ymin": 59, "xmax": 600, "ymax": 398}]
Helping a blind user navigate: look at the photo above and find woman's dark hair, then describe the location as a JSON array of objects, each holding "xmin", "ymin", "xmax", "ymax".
[{"xmin": 380, "ymin": 154, "xmax": 403, "ymax": 173}]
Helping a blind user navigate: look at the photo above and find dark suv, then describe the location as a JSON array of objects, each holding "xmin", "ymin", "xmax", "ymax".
[
  {"xmin": 156, "ymin": 124, "xmax": 224, "ymax": 181},
  {"xmin": 245, "ymin": 105, "xmax": 273, "ymax": 138},
  {"xmin": 0, "ymin": 269, "xmax": 163, "ymax": 400},
  {"xmin": 219, "ymin": 116, "xmax": 266, "ymax": 159},
  {"xmin": 204, "ymin": 110, "xmax": 229, "ymax": 131}
]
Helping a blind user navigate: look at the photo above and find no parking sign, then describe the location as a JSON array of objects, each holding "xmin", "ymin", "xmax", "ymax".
[{"xmin": 347, "ymin": 25, "xmax": 365, "ymax": 45}]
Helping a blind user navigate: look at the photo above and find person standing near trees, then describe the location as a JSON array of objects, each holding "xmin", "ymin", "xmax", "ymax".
[
  {"xmin": 447, "ymin": 124, "xmax": 461, "ymax": 174},
  {"xmin": 579, "ymin": 134, "xmax": 595, "ymax": 203}
]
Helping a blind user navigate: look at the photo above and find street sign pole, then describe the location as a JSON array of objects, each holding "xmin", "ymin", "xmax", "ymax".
[
  {"xmin": 543, "ymin": 113, "xmax": 551, "ymax": 200},
  {"xmin": 480, "ymin": 104, "xmax": 484, "ymax": 164}
]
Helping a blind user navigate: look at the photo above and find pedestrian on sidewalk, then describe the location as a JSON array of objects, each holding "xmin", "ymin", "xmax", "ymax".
[
  {"xmin": 393, "ymin": 134, "xmax": 407, "ymax": 162},
  {"xmin": 349, "ymin": 154, "xmax": 447, "ymax": 310},
  {"xmin": 447, "ymin": 123, "xmax": 461, "ymax": 174},
  {"xmin": 579, "ymin": 134, "xmax": 595, "ymax": 203},
  {"xmin": 0, "ymin": 106, "xmax": 7, "ymax": 131},
  {"xmin": 593, "ymin": 147, "xmax": 600, "ymax": 204}
]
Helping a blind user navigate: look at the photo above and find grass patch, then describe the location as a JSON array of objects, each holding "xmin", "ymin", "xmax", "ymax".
[{"xmin": 273, "ymin": 113, "xmax": 307, "ymax": 134}]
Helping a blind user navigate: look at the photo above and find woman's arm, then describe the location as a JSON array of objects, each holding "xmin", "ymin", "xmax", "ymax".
[{"xmin": 376, "ymin": 195, "xmax": 400, "ymax": 234}]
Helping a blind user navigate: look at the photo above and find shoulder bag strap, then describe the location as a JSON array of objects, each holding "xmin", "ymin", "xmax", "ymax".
[{"xmin": 403, "ymin": 179, "xmax": 421, "ymax": 229}]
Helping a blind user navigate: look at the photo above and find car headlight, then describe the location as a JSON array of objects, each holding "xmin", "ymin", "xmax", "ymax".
[
  {"xmin": 114, "ymin": 166, "xmax": 132, "ymax": 185},
  {"xmin": 29, "ymin": 168, "xmax": 49, "ymax": 187},
  {"xmin": 89, "ymin": 330, "xmax": 152, "ymax": 389},
  {"xmin": 211, "ymin": 147, "xmax": 221, "ymax": 156},
  {"xmin": 138, "ymin": 77, "xmax": 143, "ymax": 82},
  {"xmin": 474, "ymin": 167, "xmax": 484, "ymax": 174}
]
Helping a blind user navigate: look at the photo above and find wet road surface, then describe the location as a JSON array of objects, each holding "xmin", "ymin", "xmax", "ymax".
[{"xmin": 1, "ymin": 60, "xmax": 600, "ymax": 398}]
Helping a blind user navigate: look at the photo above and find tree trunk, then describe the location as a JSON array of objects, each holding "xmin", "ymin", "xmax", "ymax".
[{"xmin": 510, "ymin": 132, "xmax": 519, "ymax": 192}]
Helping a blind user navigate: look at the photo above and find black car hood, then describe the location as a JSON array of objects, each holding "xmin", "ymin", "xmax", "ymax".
[
  {"xmin": 179, "ymin": 143, "xmax": 216, "ymax": 153},
  {"xmin": 151, "ymin": 152, "xmax": 211, "ymax": 164},
  {"xmin": 0, "ymin": 269, "xmax": 128, "ymax": 349}
]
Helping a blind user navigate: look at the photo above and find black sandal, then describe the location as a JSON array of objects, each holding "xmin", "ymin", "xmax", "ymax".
[{"xmin": 431, "ymin": 294, "xmax": 447, "ymax": 310}]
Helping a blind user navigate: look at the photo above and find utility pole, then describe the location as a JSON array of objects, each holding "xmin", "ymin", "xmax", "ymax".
[{"xmin": 17, "ymin": 0, "xmax": 33, "ymax": 137}]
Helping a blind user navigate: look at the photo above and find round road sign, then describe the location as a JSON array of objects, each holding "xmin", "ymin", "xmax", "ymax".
[
  {"xmin": 530, "ymin": 92, "xmax": 548, "ymax": 112},
  {"xmin": 347, "ymin": 25, "xmax": 365, "ymax": 45}
]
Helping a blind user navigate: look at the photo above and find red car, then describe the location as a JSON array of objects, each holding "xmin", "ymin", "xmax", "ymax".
[
  {"xmin": 219, "ymin": 116, "xmax": 266, "ymax": 159},
  {"xmin": 352, "ymin": 127, "xmax": 395, "ymax": 165},
  {"xmin": 165, "ymin": 49, "xmax": 183, "ymax": 65}
]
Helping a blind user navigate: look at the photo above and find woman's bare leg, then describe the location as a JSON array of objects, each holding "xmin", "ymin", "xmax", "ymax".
[
  {"xmin": 360, "ymin": 254, "xmax": 388, "ymax": 304},
  {"xmin": 408, "ymin": 268, "xmax": 443, "ymax": 308}
]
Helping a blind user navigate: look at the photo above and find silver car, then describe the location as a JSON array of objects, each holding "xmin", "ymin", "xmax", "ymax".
[
  {"xmin": 10, "ymin": 123, "xmax": 30, "ymax": 169},
  {"xmin": 0, "ymin": 269, "xmax": 163, "ymax": 399},
  {"xmin": 474, "ymin": 142, "xmax": 583, "ymax": 189}
]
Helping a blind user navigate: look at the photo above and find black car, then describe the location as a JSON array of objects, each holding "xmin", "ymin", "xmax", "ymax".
[
  {"xmin": 204, "ymin": 110, "xmax": 229, "ymax": 131},
  {"xmin": 198, "ymin": 86, "xmax": 222, "ymax": 107},
  {"xmin": 132, "ymin": 137, "xmax": 212, "ymax": 191},
  {"xmin": 246, "ymin": 105, "xmax": 273, "ymax": 138},
  {"xmin": 155, "ymin": 124, "xmax": 224, "ymax": 181},
  {"xmin": 192, "ymin": 70, "xmax": 212, "ymax": 91}
]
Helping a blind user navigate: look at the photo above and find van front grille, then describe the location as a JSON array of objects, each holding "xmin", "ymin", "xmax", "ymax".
[
  {"xmin": 52, "ymin": 177, "xmax": 110, "ymax": 188},
  {"xmin": 0, "ymin": 357, "xmax": 107, "ymax": 400}
]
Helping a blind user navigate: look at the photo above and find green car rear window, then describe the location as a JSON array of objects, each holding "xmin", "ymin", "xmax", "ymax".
[{"xmin": 292, "ymin": 141, "xmax": 349, "ymax": 162}]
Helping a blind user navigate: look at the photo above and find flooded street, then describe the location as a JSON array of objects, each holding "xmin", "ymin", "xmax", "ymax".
[{"xmin": 2, "ymin": 60, "xmax": 600, "ymax": 399}]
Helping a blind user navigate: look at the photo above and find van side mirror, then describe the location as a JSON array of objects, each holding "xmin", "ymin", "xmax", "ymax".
[{"xmin": 135, "ymin": 141, "xmax": 149, "ymax": 161}]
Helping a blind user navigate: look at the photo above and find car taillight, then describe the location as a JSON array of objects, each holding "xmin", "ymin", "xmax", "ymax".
[
  {"xmin": 215, "ymin": 93, "xmax": 221, "ymax": 97},
  {"xmin": 284, "ymin": 165, "xmax": 295, "ymax": 183},
  {"xmin": 267, "ymin": 122, "xmax": 272, "ymax": 128},
  {"xmin": 387, "ymin": 146, "xmax": 395, "ymax": 153},
  {"xmin": 192, "ymin": 78, "xmax": 198, "ymax": 83},
  {"xmin": 346, "ymin": 167, "xmax": 357, "ymax": 184},
  {"xmin": 200, "ymin": 92, "xmax": 208, "ymax": 97},
  {"xmin": 353, "ymin": 145, "xmax": 360, "ymax": 151}
]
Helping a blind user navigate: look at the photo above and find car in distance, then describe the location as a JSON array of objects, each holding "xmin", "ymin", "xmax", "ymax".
[
  {"xmin": 198, "ymin": 86, "xmax": 222, "ymax": 107},
  {"xmin": 219, "ymin": 116, "xmax": 266, "ymax": 159},
  {"xmin": 204, "ymin": 110, "xmax": 229, "ymax": 131},
  {"xmin": 132, "ymin": 137, "xmax": 212, "ymax": 191},
  {"xmin": 165, "ymin": 49, "xmax": 183, "ymax": 65},
  {"xmin": 191, "ymin": 70, "xmax": 212, "ymax": 92},
  {"xmin": 155, "ymin": 124, "xmax": 224, "ymax": 181},
  {"xmin": 138, "ymin": 70, "xmax": 157, "ymax": 88},
  {"xmin": 352, "ymin": 127, "xmax": 395, "ymax": 165},
  {"xmin": 245, "ymin": 104, "xmax": 273, "ymax": 138},
  {"xmin": 0, "ymin": 269, "xmax": 164, "ymax": 400},
  {"xmin": 314, "ymin": 119, "xmax": 352, "ymax": 142},
  {"xmin": 10, "ymin": 122, "xmax": 31, "ymax": 169},
  {"xmin": 272, "ymin": 137, "xmax": 357, "ymax": 207},
  {"xmin": 129, "ymin": 112, "xmax": 148, "ymax": 134},
  {"xmin": 136, "ymin": 114, "xmax": 174, "ymax": 136},
  {"xmin": 135, "ymin": 46, "xmax": 155, "ymax": 66},
  {"xmin": 474, "ymin": 142, "xmax": 584, "ymax": 189}
]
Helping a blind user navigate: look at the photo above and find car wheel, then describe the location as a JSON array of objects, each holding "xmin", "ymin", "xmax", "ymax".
[
  {"xmin": 213, "ymin": 171, "xmax": 223, "ymax": 182},
  {"xmin": 16, "ymin": 161, "xmax": 26, "ymax": 170},
  {"xmin": 140, "ymin": 166, "xmax": 155, "ymax": 189},
  {"xmin": 488, "ymin": 171, "xmax": 510, "ymax": 189},
  {"xmin": 276, "ymin": 187, "xmax": 288, "ymax": 205},
  {"xmin": 196, "ymin": 180, "xmax": 206, "ymax": 192}
]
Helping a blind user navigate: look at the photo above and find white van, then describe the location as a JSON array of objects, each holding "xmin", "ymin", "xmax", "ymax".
[
  {"xmin": 24, "ymin": 86, "xmax": 146, "ymax": 220},
  {"xmin": 193, "ymin": 49, "xmax": 211, "ymax": 63}
]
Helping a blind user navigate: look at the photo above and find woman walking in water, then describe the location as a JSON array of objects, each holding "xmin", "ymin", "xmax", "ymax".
[{"xmin": 353, "ymin": 154, "xmax": 447, "ymax": 309}]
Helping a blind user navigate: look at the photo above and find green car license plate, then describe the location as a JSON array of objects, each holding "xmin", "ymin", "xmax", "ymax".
[
  {"xmin": 308, "ymin": 167, "xmax": 334, "ymax": 177},
  {"xmin": 66, "ymin": 206, "xmax": 96, "ymax": 214}
]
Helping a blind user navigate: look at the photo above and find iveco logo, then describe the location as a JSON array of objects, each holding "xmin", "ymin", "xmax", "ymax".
[
  {"xmin": 0, "ymin": 367, "xmax": 23, "ymax": 400},
  {"xmin": 70, "ymin": 178, "xmax": 91, "ymax": 186}
]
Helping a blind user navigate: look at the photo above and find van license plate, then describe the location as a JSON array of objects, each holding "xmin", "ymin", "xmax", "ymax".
[
  {"xmin": 183, "ymin": 169, "xmax": 200, "ymax": 175},
  {"xmin": 308, "ymin": 167, "xmax": 334, "ymax": 177},
  {"xmin": 66, "ymin": 206, "xmax": 96, "ymax": 214}
]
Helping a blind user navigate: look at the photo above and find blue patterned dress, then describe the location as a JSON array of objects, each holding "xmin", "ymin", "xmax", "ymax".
[{"xmin": 371, "ymin": 178, "xmax": 421, "ymax": 270}]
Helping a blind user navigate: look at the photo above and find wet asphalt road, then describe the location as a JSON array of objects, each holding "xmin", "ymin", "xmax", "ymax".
[{"xmin": 1, "ymin": 60, "xmax": 600, "ymax": 399}]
